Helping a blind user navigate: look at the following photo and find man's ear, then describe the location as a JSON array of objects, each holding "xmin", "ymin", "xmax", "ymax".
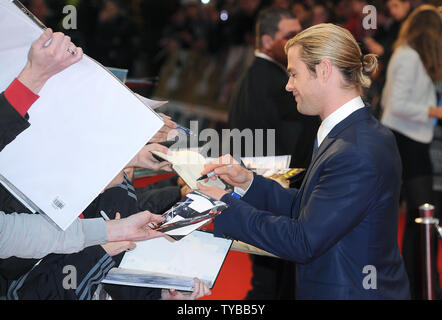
[
  {"xmin": 261, "ymin": 34, "xmax": 274, "ymax": 51},
  {"xmin": 316, "ymin": 58, "xmax": 332, "ymax": 82}
]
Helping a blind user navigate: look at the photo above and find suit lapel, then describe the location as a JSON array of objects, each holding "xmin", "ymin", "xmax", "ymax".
[
  {"xmin": 291, "ymin": 135, "xmax": 336, "ymax": 218},
  {"xmin": 291, "ymin": 107, "xmax": 372, "ymax": 219}
]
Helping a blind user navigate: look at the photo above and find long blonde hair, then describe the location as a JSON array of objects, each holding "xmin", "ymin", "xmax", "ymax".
[
  {"xmin": 285, "ymin": 23, "xmax": 378, "ymax": 93},
  {"xmin": 394, "ymin": 5, "xmax": 442, "ymax": 82}
]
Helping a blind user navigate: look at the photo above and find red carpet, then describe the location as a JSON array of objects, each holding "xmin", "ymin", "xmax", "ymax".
[
  {"xmin": 135, "ymin": 175, "xmax": 442, "ymax": 300},
  {"xmin": 201, "ymin": 250, "xmax": 253, "ymax": 300}
]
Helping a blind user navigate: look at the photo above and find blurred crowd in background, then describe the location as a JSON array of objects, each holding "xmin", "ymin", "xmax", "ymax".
[{"xmin": 22, "ymin": 0, "xmax": 441, "ymax": 113}]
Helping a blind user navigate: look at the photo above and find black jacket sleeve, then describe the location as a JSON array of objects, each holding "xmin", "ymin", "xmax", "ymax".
[{"xmin": 0, "ymin": 93, "xmax": 30, "ymax": 152}]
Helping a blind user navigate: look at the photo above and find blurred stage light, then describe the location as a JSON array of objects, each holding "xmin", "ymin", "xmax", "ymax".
[{"xmin": 220, "ymin": 10, "xmax": 228, "ymax": 21}]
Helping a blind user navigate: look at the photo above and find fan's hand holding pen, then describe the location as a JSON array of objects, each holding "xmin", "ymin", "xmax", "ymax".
[{"xmin": 149, "ymin": 113, "xmax": 179, "ymax": 143}]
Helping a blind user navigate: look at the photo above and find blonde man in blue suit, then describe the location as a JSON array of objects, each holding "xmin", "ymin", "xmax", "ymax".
[{"xmin": 197, "ymin": 23, "xmax": 410, "ymax": 300}]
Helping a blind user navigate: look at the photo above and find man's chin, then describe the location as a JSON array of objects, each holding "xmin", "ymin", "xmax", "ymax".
[
  {"xmin": 297, "ymin": 102, "xmax": 313, "ymax": 116},
  {"xmin": 296, "ymin": 102, "xmax": 303, "ymax": 113}
]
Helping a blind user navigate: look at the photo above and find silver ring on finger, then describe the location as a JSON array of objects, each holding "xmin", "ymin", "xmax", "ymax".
[{"xmin": 67, "ymin": 47, "xmax": 77, "ymax": 55}]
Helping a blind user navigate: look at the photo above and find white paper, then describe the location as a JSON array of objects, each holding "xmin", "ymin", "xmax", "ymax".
[
  {"xmin": 187, "ymin": 192, "xmax": 216, "ymax": 212},
  {"xmin": 0, "ymin": 0, "xmax": 164, "ymax": 230},
  {"xmin": 152, "ymin": 149, "xmax": 226, "ymax": 190},
  {"xmin": 241, "ymin": 155, "xmax": 292, "ymax": 177},
  {"xmin": 102, "ymin": 231, "xmax": 232, "ymax": 290}
]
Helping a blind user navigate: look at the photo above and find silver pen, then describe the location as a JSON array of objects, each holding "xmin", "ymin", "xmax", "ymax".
[{"xmin": 100, "ymin": 210, "xmax": 110, "ymax": 221}]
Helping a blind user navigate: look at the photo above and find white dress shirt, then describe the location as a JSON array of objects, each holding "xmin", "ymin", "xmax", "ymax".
[{"xmin": 316, "ymin": 96, "xmax": 365, "ymax": 147}]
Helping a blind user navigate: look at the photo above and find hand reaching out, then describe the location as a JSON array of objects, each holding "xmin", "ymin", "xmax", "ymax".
[
  {"xmin": 149, "ymin": 113, "xmax": 179, "ymax": 143},
  {"xmin": 127, "ymin": 143, "xmax": 173, "ymax": 171},
  {"xmin": 105, "ymin": 210, "xmax": 165, "ymax": 243},
  {"xmin": 101, "ymin": 213, "xmax": 137, "ymax": 256},
  {"xmin": 18, "ymin": 28, "xmax": 83, "ymax": 94},
  {"xmin": 161, "ymin": 278, "xmax": 212, "ymax": 300}
]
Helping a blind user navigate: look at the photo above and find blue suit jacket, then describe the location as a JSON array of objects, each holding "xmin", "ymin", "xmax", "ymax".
[{"xmin": 214, "ymin": 106, "xmax": 410, "ymax": 299}]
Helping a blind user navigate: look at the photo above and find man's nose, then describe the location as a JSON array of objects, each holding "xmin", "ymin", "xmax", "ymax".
[{"xmin": 285, "ymin": 78, "xmax": 293, "ymax": 92}]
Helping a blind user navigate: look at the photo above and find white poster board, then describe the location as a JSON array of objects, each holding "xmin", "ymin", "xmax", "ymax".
[
  {"xmin": 0, "ymin": 0, "xmax": 164, "ymax": 230},
  {"xmin": 103, "ymin": 231, "xmax": 232, "ymax": 291}
]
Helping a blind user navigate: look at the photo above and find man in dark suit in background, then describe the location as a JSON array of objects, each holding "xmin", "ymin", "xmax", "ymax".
[
  {"xmin": 228, "ymin": 7, "xmax": 319, "ymax": 170},
  {"xmin": 227, "ymin": 7, "xmax": 319, "ymax": 299}
]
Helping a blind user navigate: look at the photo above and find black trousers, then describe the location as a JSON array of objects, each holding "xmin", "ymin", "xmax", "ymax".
[
  {"xmin": 393, "ymin": 130, "xmax": 439, "ymax": 300},
  {"xmin": 245, "ymin": 255, "xmax": 295, "ymax": 300}
]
